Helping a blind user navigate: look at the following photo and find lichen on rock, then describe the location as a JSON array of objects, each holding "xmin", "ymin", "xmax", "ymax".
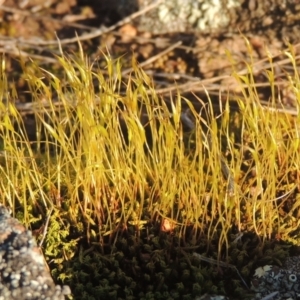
[{"xmin": 0, "ymin": 205, "xmax": 71, "ymax": 300}]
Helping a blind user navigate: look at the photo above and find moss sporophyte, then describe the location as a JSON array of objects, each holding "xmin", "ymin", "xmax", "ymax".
[{"xmin": 1, "ymin": 42, "xmax": 300, "ymax": 299}]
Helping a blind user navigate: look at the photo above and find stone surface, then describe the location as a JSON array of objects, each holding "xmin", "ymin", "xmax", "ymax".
[
  {"xmin": 136, "ymin": 0, "xmax": 241, "ymax": 33},
  {"xmin": 195, "ymin": 259, "xmax": 300, "ymax": 300},
  {"xmin": 0, "ymin": 205, "xmax": 71, "ymax": 300},
  {"xmin": 251, "ymin": 265, "xmax": 300, "ymax": 300}
]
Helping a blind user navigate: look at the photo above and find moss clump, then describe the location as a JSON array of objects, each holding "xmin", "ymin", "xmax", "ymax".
[{"xmin": 1, "ymin": 41, "xmax": 300, "ymax": 298}]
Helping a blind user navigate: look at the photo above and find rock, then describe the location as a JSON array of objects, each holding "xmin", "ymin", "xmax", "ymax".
[
  {"xmin": 0, "ymin": 205, "xmax": 71, "ymax": 300},
  {"xmin": 250, "ymin": 265, "xmax": 300, "ymax": 300}
]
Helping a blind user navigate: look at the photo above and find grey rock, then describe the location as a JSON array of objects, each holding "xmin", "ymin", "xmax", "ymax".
[{"xmin": 0, "ymin": 205, "xmax": 71, "ymax": 300}]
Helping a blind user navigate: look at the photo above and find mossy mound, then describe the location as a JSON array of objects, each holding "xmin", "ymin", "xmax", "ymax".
[{"xmin": 46, "ymin": 218, "xmax": 291, "ymax": 300}]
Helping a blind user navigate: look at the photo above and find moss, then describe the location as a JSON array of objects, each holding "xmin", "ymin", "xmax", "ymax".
[{"xmin": 1, "ymin": 40, "xmax": 300, "ymax": 299}]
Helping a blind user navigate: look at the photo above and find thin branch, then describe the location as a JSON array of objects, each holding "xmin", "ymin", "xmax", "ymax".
[
  {"xmin": 193, "ymin": 252, "xmax": 249, "ymax": 289},
  {"xmin": 38, "ymin": 207, "xmax": 54, "ymax": 248},
  {"xmin": 0, "ymin": 47, "xmax": 58, "ymax": 63},
  {"xmin": 0, "ymin": 5, "xmax": 98, "ymax": 30},
  {"xmin": 0, "ymin": 0, "xmax": 164, "ymax": 47}
]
